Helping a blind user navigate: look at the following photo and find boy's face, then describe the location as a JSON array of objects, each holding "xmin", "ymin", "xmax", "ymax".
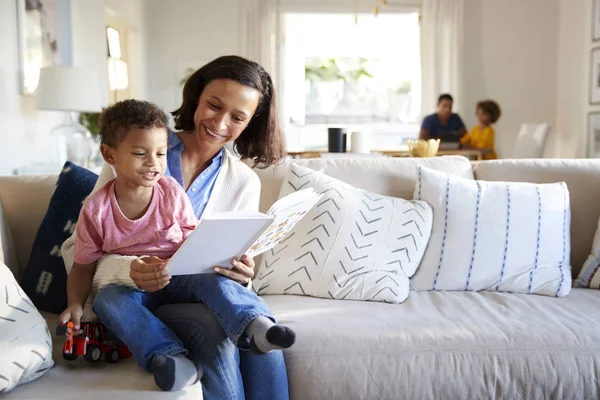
[{"xmin": 101, "ymin": 127, "xmax": 168, "ymax": 188}]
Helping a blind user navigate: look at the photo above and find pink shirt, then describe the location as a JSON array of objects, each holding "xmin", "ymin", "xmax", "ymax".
[{"xmin": 73, "ymin": 176, "xmax": 198, "ymax": 265}]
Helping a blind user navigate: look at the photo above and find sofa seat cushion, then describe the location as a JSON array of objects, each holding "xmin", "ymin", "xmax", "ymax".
[
  {"xmin": 3, "ymin": 312, "xmax": 203, "ymax": 399},
  {"xmin": 264, "ymin": 288, "xmax": 600, "ymax": 400}
]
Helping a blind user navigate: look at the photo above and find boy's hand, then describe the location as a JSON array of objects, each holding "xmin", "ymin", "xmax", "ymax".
[
  {"xmin": 130, "ymin": 256, "xmax": 170, "ymax": 292},
  {"xmin": 58, "ymin": 304, "xmax": 84, "ymax": 338}
]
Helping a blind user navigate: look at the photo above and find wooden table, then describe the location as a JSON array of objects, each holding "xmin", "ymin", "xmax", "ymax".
[{"xmin": 287, "ymin": 147, "xmax": 488, "ymax": 160}]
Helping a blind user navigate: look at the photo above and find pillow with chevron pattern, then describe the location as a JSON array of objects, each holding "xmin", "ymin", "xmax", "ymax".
[
  {"xmin": 411, "ymin": 165, "xmax": 571, "ymax": 297},
  {"xmin": 254, "ymin": 163, "xmax": 433, "ymax": 304},
  {"xmin": 0, "ymin": 263, "xmax": 54, "ymax": 393}
]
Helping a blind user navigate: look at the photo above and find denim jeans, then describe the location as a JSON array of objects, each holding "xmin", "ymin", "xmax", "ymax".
[
  {"xmin": 154, "ymin": 303, "xmax": 290, "ymax": 400},
  {"xmin": 92, "ymin": 273, "xmax": 274, "ymax": 372}
]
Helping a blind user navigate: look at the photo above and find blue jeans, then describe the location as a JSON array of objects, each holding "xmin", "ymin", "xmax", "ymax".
[
  {"xmin": 154, "ymin": 303, "xmax": 290, "ymax": 400},
  {"xmin": 92, "ymin": 273, "xmax": 274, "ymax": 371}
]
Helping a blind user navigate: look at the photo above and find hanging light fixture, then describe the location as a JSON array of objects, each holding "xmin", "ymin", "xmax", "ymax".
[{"xmin": 354, "ymin": 0, "xmax": 388, "ymax": 23}]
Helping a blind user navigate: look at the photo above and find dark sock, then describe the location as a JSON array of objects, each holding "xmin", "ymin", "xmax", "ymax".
[
  {"xmin": 245, "ymin": 316, "xmax": 296, "ymax": 354},
  {"xmin": 151, "ymin": 354, "xmax": 199, "ymax": 391}
]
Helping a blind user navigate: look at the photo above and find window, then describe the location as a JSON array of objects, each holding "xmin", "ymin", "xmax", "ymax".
[
  {"xmin": 280, "ymin": 12, "xmax": 421, "ymax": 151},
  {"xmin": 106, "ymin": 23, "xmax": 130, "ymax": 104}
]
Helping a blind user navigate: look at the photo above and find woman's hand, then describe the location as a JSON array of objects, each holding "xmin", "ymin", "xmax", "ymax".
[
  {"xmin": 214, "ymin": 254, "xmax": 255, "ymax": 285},
  {"xmin": 130, "ymin": 256, "xmax": 171, "ymax": 292}
]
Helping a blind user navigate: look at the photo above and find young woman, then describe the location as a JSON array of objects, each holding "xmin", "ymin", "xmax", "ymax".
[{"xmin": 61, "ymin": 55, "xmax": 289, "ymax": 399}]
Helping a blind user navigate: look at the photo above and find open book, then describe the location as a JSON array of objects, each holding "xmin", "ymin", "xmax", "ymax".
[{"xmin": 167, "ymin": 188, "xmax": 323, "ymax": 276}]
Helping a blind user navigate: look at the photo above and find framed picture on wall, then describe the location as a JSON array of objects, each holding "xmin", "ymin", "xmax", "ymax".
[
  {"xmin": 590, "ymin": 46, "xmax": 600, "ymax": 104},
  {"xmin": 16, "ymin": 0, "xmax": 65, "ymax": 96},
  {"xmin": 594, "ymin": 0, "xmax": 600, "ymax": 41},
  {"xmin": 588, "ymin": 112, "xmax": 600, "ymax": 158}
]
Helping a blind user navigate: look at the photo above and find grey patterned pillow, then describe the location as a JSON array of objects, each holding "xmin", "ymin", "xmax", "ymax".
[
  {"xmin": 0, "ymin": 263, "xmax": 54, "ymax": 393},
  {"xmin": 254, "ymin": 164, "xmax": 433, "ymax": 303}
]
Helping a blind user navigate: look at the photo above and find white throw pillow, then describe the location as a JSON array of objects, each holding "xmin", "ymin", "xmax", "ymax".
[
  {"xmin": 575, "ymin": 216, "xmax": 600, "ymax": 288},
  {"xmin": 0, "ymin": 263, "xmax": 54, "ymax": 393},
  {"xmin": 411, "ymin": 166, "xmax": 571, "ymax": 297},
  {"xmin": 254, "ymin": 164, "xmax": 433, "ymax": 304}
]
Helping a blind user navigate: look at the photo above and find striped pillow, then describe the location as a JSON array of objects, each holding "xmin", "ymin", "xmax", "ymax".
[
  {"xmin": 411, "ymin": 166, "xmax": 571, "ymax": 297},
  {"xmin": 576, "ymin": 217, "xmax": 600, "ymax": 288}
]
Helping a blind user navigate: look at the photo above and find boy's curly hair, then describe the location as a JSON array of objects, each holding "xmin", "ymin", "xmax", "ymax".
[
  {"xmin": 99, "ymin": 99, "xmax": 169, "ymax": 148},
  {"xmin": 476, "ymin": 100, "xmax": 502, "ymax": 124}
]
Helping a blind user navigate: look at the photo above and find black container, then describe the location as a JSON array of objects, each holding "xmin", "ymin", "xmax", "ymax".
[{"xmin": 328, "ymin": 127, "xmax": 347, "ymax": 153}]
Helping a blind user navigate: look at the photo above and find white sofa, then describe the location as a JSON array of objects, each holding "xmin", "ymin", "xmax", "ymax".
[{"xmin": 2, "ymin": 155, "xmax": 600, "ymax": 399}]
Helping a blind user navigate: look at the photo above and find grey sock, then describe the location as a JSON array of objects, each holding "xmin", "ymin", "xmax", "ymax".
[
  {"xmin": 245, "ymin": 316, "xmax": 296, "ymax": 354},
  {"xmin": 151, "ymin": 354, "xmax": 198, "ymax": 391}
]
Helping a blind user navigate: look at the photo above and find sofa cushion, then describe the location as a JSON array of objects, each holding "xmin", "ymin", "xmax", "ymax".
[
  {"xmin": 20, "ymin": 162, "xmax": 97, "ymax": 314},
  {"xmin": 473, "ymin": 158, "xmax": 600, "ymax": 278},
  {"xmin": 255, "ymin": 164, "xmax": 433, "ymax": 304},
  {"xmin": 412, "ymin": 165, "xmax": 571, "ymax": 297},
  {"xmin": 3, "ymin": 311, "xmax": 203, "ymax": 399},
  {"xmin": 265, "ymin": 288, "xmax": 600, "ymax": 400},
  {"xmin": 0, "ymin": 263, "xmax": 54, "ymax": 394},
  {"xmin": 254, "ymin": 155, "xmax": 474, "ymax": 214}
]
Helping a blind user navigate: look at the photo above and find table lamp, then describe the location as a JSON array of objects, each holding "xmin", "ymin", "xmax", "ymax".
[{"xmin": 36, "ymin": 67, "xmax": 102, "ymax": 167}]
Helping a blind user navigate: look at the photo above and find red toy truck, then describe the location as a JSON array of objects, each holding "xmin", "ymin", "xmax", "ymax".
[{"xmin": 56, "ymin": 322, "xmax": 132, "ymax": 363}]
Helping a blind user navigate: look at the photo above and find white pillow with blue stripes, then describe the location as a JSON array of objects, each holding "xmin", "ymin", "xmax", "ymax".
[
  {"xmin": 575, "ymin": 217, "xmax": 600, "ymax": 288},
  {"xmin": 411, "ymin": 166, "xmax": 571, "ymax": 297}
]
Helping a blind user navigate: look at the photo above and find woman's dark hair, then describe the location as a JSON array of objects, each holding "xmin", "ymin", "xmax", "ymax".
[
  {"xmin": 172, "ymin": 55, "xmax": 286, "ymax": 168},
  {"xmin": 438, "ymin": 93, "xmax": 454, "ymax": 104},
  {"xmin": 99, "ymin": 99, "xmax": 168, "ymax": 148},
  {"xmin": 476, "ymin": 100, "xmax": 502, "ymax": 124}
]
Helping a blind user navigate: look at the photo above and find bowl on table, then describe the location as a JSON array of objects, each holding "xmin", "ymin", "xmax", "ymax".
[{"xmin": 406, "ymin": 139, "xmax": 440, "ymax": 157}]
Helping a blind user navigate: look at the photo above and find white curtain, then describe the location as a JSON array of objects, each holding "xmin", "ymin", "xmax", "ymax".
[
  {"xmin": 420, "ymin": 0, "xmax": 465, "ymax": 115},
  {"xmin": 238, "ymin": 0, "xmax": 278, "ymax": 81}
]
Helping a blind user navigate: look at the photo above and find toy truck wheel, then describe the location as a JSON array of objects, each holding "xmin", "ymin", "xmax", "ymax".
[
  {"xmin": 84, "ymin": 345, "xmax": 102, "ymax": 362},
  {"xmin": 106, "ymin": 349, "xmax": 120, "ymax": 363},
  {"xmin": 63, "ymin": 353, "xmax": 78, "ymax": 361}
]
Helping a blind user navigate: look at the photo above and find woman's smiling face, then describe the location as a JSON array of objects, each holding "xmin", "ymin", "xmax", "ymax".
[{"xmin": 193, "ymin": 78, "xmax": 261, "ymax": 151}]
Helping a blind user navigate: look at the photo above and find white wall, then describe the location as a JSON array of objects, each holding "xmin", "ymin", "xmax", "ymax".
[
  {"xmin": 0, "ymin": 0, "xmax": 149, "ymax": 175},
  {"xmin": 551, "ymin": 0, "xmax": 592, "ymax": 158},
  {"xmin": 463, "ymin": 0, "xmax": 560, "ymax": 159},
  {"xmin": 0, "ymin": 0, "xmax": 66, "ymax": 175},
  {"xmin": 144, "ymin": 0, "xmax": 242, "ymax": 113},
  {"xmin": 70, "ymin": 0, "xmax": 109, "ymax": 106}
]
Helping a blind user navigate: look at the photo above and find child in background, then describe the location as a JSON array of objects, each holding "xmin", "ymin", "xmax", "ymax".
[
  {"xmin": 59, "ymin": 99, "xmax": 295, "ymax": 392},
  {"xmin": 460, "ymin": 100, "xmax": 502, "ymax": 160}
]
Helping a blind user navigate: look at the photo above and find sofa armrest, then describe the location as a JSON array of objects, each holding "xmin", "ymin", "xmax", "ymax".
[
  {"xmin": 0, "ymin": 175, "xmax": 57, "ymax": 279},
  {"xmin": 0, "ymin": 195, "xmax": 17, "ymax": 278}
]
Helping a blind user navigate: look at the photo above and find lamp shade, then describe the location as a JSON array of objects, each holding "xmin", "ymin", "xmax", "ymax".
[{"xmin": 36, "ymin": 67, "xmax": 102, "ymax": 112}]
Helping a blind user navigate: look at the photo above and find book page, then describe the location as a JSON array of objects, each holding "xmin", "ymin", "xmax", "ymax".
[
  {"xmin": 267, "ymin": 187, "xmax": 322, "ymax": 216},
  {"xmin": 246, "ymin": 189, "xmax": 323, "ymax": 258}
]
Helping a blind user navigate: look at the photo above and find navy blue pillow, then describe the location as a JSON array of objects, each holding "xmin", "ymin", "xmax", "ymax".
[{"xmin": 20, "ymin": 162, "xmax": 98, "ymax": 313}]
